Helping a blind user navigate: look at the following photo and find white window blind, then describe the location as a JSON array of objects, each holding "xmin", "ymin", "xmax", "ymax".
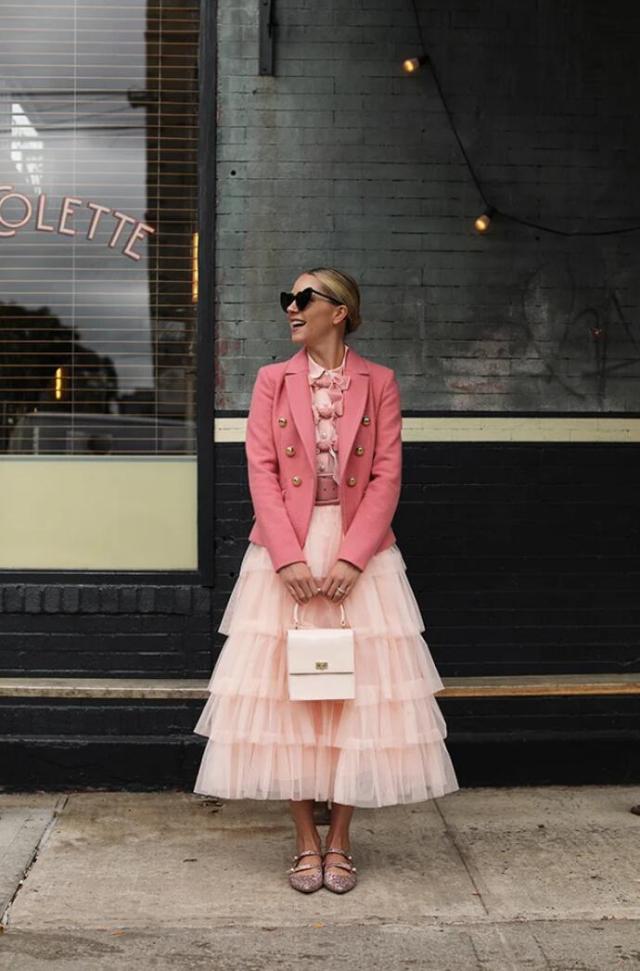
[{"xmin": 0, "ymin": 0, "xmax": 200, "ymax": 456}]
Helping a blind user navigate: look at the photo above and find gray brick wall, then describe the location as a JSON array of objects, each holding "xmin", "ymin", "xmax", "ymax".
[{"xmin": 215, "ymin": 0, "xmax": 640, "ymax": 412}]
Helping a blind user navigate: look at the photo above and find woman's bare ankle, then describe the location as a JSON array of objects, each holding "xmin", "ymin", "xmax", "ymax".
[
  {"xmin": 289, "ymin": 799, "xmax": 322, "ymax": 855},
  {"xmin": 325, "ymin": 832, "xmax": 350, "ymax": 851},
  {"xmin": 295, "ymin": 830, "xmax": 321, "ymax": 854}
]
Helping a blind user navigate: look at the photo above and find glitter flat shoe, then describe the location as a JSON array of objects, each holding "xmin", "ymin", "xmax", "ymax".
[
  {"xmin": 287, "ymin": 849, "xmax": 323, "ymax": 893},
  {"xmin": 322, "ymin": 846, "xmax": 357, "ymax": 894}
]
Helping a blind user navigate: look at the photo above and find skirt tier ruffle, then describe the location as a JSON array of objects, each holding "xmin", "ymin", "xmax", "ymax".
[{"xmin": 193, "ymin": 504, "xmax": 459, "ymax": 808}]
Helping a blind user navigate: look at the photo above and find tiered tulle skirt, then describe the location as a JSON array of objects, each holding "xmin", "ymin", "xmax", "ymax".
[{"xmin": 193, "ymin": 504, "xmax": 460, "ymax": 808}]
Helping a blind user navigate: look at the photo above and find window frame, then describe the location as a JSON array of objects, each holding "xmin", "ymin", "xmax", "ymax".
[{"xmin": 0, "ymin": 0, "xmax": 217, "ymax": 588}]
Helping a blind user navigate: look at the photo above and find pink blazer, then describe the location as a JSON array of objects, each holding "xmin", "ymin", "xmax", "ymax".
[{"xmin": 245, "ymin": 343, "xmax": 402, "ymax": 573}]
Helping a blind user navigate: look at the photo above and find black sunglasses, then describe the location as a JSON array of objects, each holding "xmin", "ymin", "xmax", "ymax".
[{"xmin": 280, "ymin": 287, "xmax": 343, "ymax": 313}]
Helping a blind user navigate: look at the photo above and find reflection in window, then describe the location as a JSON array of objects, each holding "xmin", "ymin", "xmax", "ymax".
[
  {"xmin": 0, "ymin": 0, "xmax": 199, "ymax": 455},
  {"xmin": 11, "ymin": 101, "xmax": 44, "ymax": 192}
]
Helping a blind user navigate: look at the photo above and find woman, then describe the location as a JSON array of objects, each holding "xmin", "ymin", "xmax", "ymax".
[{"xmin": 193, "ymin": 267, "xmax": 459, "ymax": 894}]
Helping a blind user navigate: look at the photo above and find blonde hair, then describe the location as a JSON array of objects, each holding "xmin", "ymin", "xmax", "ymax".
[{"xmin": 305, "ymin": 267, "xmax": 362, "ymax": 335}]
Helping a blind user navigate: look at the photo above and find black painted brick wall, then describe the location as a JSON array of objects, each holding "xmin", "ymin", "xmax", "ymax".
[
  {"xmin": 218, "ymin": 439, "xmax": 640, "ymax": 678},
  {"xmin": 1, "ymin": 693, "xmax": 638, "ymax": 790},
  {"xmin": 0, "ymin": 584, "xmax": 216, "ymax": 678}
]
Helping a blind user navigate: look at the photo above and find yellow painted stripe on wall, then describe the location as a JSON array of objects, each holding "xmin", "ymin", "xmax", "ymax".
[
  {"xmin": 0, "ymin": 458, "xmax": 197, "ymax": 570},
  {"xmin": 214, "ymin": 416, "xmax": 640, "ymax": 443}
]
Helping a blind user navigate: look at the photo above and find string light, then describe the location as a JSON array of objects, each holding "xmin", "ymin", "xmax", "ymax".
[
  {"xmin": 404, "ymin": 0, "xmax": 640, "ymax": 237},
  {"xmin": 474, "ymin": 206, "xmax": 496, "ymax": 234},
  {"xmin": 402, "ymin": 54, "xmax": 428, "ymax": 74}
]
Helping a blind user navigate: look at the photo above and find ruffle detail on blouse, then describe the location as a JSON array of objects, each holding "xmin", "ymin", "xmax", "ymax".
[{"xmin": 308, "ymin": 369, "xmax": 351, "ymax": 485}]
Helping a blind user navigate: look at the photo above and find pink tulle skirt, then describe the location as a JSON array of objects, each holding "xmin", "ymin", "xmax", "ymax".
[{"xmin": 192, "ymin": 504, "xmax": 460, "ymax": 808}]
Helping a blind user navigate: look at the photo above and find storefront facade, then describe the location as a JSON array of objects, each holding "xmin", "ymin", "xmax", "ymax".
[{"xmin": 1, "ymin": 0, "xmax": 639, "ymax": 789}]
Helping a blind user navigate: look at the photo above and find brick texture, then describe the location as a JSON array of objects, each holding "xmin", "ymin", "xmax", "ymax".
[{"xmin": 215, "ymin": 0, "xmax": 640, "ymax": 411}]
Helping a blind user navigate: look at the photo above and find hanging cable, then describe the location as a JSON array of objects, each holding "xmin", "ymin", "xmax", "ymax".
[{"xmin": 405, "ymin": 0, "xmax": 640, "ymax": 236}]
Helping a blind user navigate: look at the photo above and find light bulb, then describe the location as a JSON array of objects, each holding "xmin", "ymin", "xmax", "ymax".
[
  {"xmin": 474, "ymin": 206, "xmax": 496, "ymax": 233},
  {"xmin": 402, "ymin": 54, "xmax": 429, "ymax": 74}
]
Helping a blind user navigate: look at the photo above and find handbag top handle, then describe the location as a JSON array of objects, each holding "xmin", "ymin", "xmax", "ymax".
[{"xmin": 292, "ymin": 599, "xmax": 348, "ymax": 629}]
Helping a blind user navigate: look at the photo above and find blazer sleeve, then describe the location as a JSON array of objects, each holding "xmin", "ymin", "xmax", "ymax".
[
  {"xmin": 336, "ymin": 370, "xmax": 403, "ymax": 572},
  {"xmin": 245, "ymin": 365, "xmax": 307, "ymax": 573}
]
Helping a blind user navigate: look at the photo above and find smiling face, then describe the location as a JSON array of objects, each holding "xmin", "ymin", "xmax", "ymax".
[{"xmin": 285, "ymin": 273, "xmax": 348, "ymax": 346}]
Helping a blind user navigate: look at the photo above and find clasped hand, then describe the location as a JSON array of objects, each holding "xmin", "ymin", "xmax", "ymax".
[{"xmin": 277, "ymin": 558, "xmax": 362, "ymax": 605}]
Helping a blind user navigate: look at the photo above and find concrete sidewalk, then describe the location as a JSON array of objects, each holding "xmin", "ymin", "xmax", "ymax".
[{"xmin": 0, "ymin": 786, "xmax": 639, "ymax": 970}]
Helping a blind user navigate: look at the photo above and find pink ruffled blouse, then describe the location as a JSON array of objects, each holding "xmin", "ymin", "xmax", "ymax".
[{"xmin": 306, "ymin": 345, "xmax": 351, "ymax": 504}]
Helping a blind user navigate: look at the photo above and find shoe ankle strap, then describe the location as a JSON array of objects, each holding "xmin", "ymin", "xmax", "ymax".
[
  {"xmin": 323, "ymin": 846, "xmax": 352, "ymax": 859},
  {"xmin": 294, "ymin": 849, "xmax": 321, "ymax": 861}
]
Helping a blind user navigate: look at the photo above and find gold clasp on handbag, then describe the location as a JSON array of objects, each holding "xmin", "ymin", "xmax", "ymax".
[{"xmin": 315, "ymin": 660, "xmax": 329, "ymax": 670}]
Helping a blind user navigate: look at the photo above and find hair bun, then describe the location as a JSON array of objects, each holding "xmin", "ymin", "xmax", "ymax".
[{"xmin": 306, "ymin": 266, "xmax": 362, "ymax": 335}]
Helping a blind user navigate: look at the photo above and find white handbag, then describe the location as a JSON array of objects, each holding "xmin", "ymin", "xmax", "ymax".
[{"xmin": 286, "ymin": 600, "xmax": 355, "ymax": 701}]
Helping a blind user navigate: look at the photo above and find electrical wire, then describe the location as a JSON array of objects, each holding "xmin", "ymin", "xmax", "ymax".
[{"xmin": 408, "ymin": 0, "xmax": 640, "ymax": 237}]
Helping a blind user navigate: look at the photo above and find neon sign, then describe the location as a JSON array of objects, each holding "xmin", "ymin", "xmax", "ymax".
[{"xmin": 0, "ymin": 185, "xmax": 155, "ymax": 262}]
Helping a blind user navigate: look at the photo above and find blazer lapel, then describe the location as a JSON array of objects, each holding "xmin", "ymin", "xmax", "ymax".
[
  {"xmin": 284, "ymin": 344, "xmax": 370, "ymax": 481},
  {"xmin": 284, "ymin": 348, "xmax": 317, "ymax": 474}
]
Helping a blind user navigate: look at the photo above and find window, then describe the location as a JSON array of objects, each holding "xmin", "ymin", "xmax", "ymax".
[{"xmin": 0, "ymin": 0, "xmax": 202, "ymax": 571}]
